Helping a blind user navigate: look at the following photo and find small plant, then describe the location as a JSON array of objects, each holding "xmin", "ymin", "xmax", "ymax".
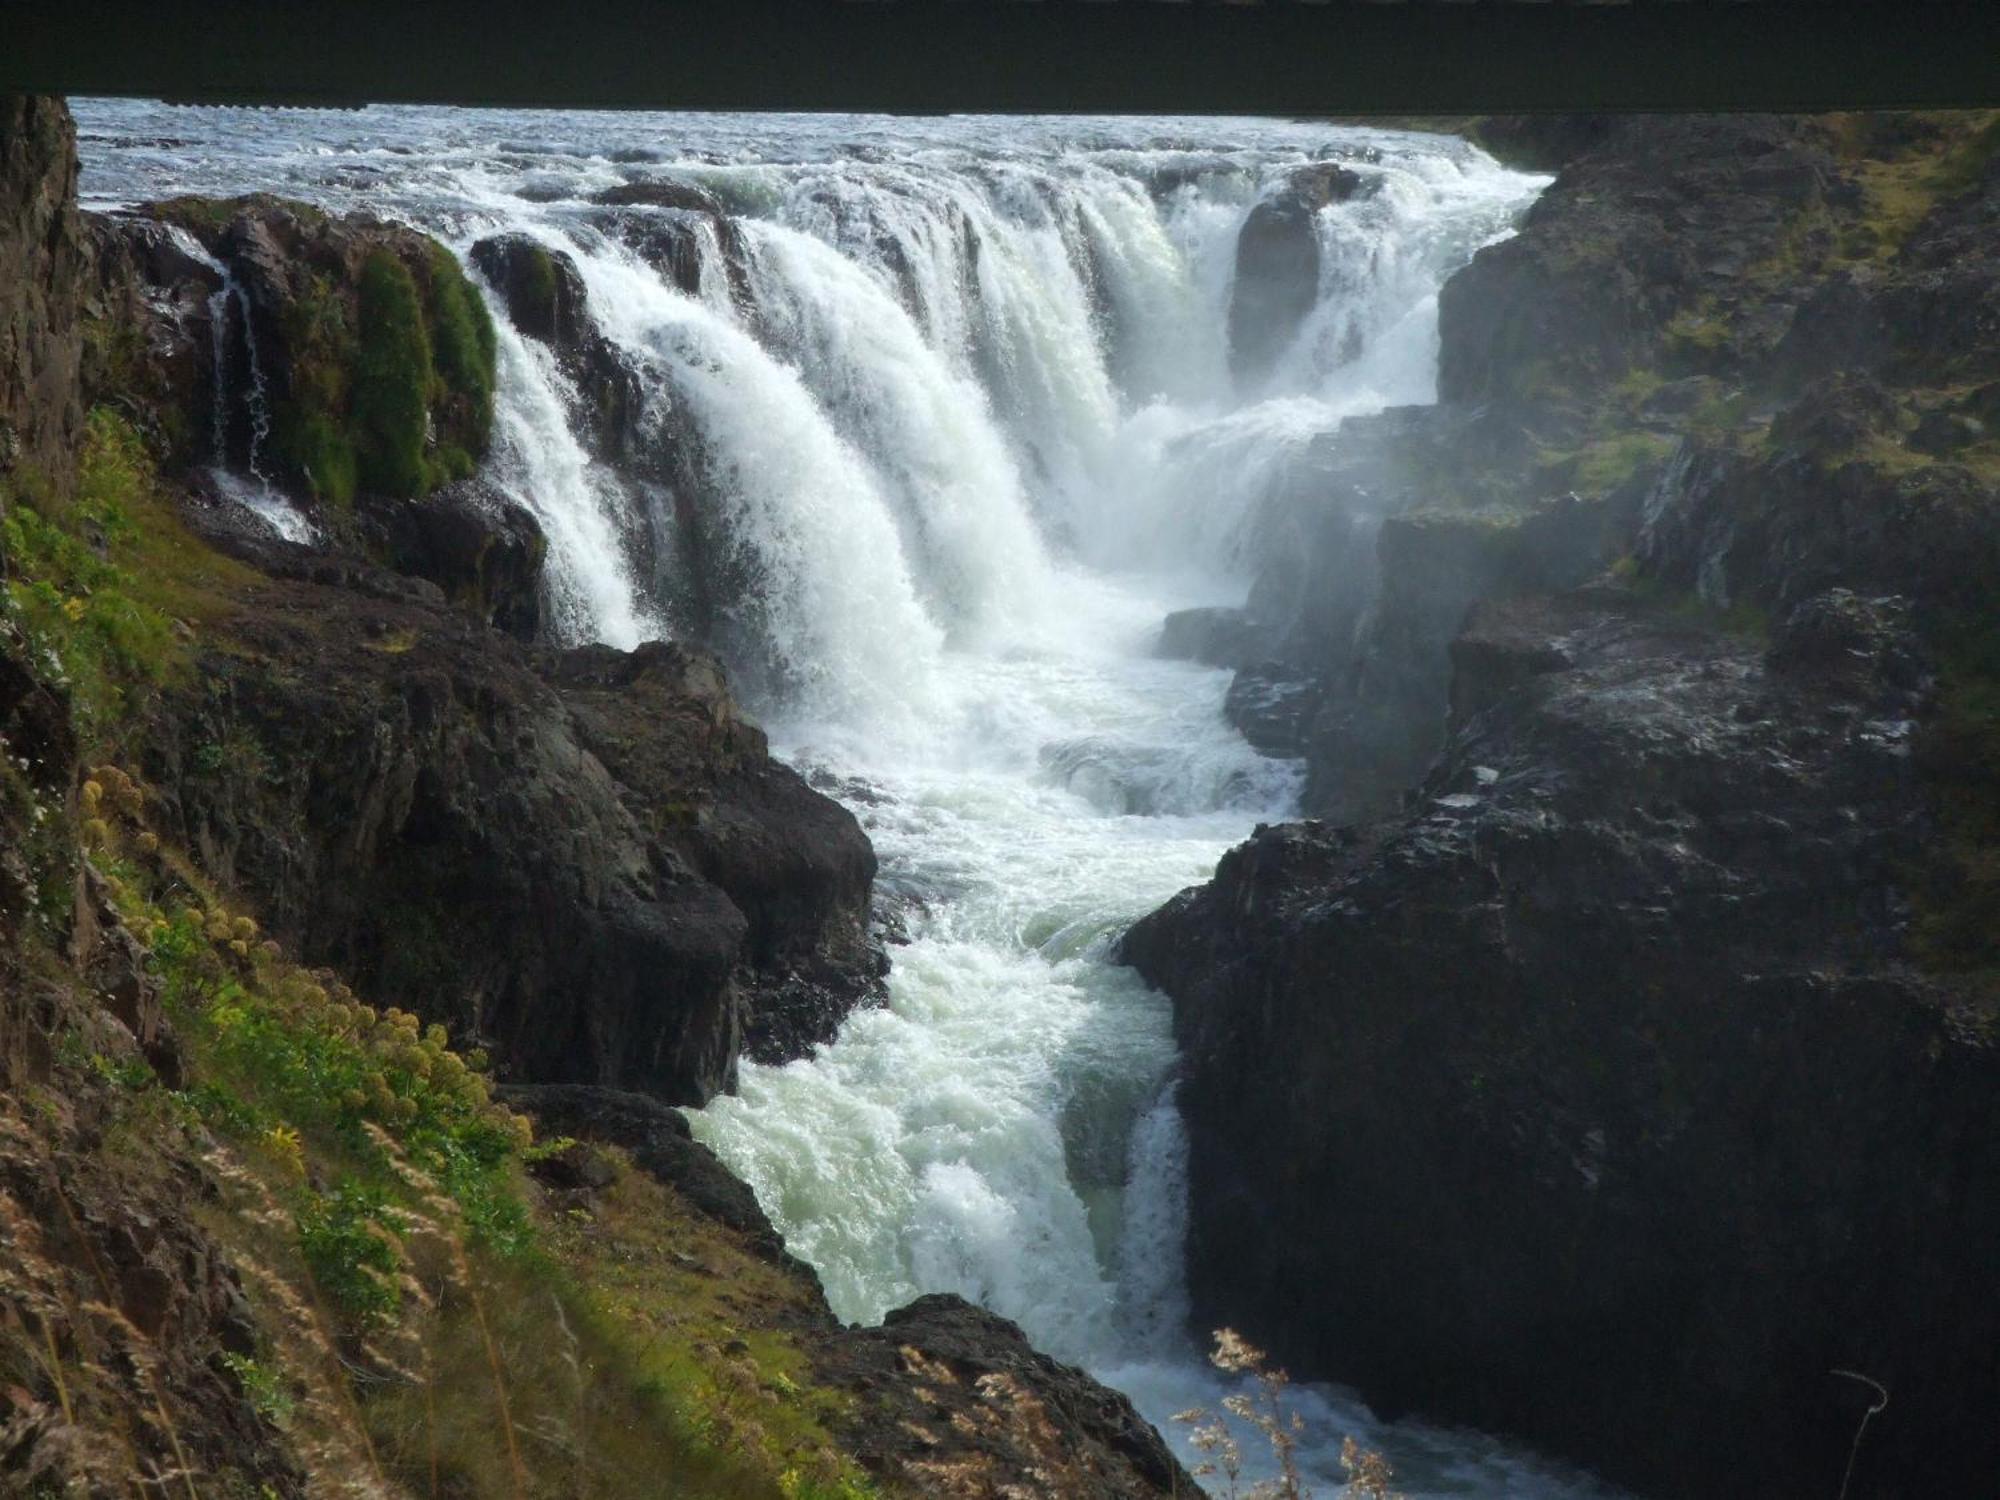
[
  {"xmin": 297, "ymin": 1178, "xmax": 406, "ymax": 1330},
  {"xmin": 220, "ymin": 1351, "xmax": 298, "ymax": 1430},
  {"xmin": 1172, "ymin": 1329, "xmax": 1403, "ymax": 1500}
]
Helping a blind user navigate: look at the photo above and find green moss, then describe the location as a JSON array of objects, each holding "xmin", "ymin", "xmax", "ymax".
[
  {"xmin": 267, "ymin": 246, "xmax": 496, "ymax": 507},
  {"xmin": 426, "ymin": 243, "xmax": 497, "ymax": 450},
  {"xmin": 518, "ymin": 243, "xmax": 561, "ymax": 332},
  {"xmin": 351, "ymin": 251, "xmax": 436, "ymax": 499},
  {"xmin": 1664, "ymin": 304, "xmax": 1731, "ymax": 360},
  {"xmin": 1539, "ymin": 431, "xmax": 1675, "ymax": 494},
  {"xmin": 1927, "ymin": 111, "xmax": 2000, "ymax": 200}
]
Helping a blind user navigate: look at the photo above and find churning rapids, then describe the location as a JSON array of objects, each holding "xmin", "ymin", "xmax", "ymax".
[{"xmin": 79, "ymin": 101, "xmax": 1621, "ymax": 1497}]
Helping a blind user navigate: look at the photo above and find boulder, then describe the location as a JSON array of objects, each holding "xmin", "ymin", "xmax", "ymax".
[
  {"xmin": 354, "ymin": 477, "xmax": 547, "ymax": 640},
  {"xmin": 1155, "ymin": 605, "xmax": 1270, "ymax": 671},
  {"xmin": 143, "ymin": 194, "xmax": 497, "ymax": 508},
  {"xmin": 814, "ymin": 1294, "xmax": 1199, "ymax": 1500}
]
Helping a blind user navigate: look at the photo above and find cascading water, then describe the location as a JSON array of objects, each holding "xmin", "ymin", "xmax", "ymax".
[
  {"xmin": 166, "ymin": 225, "xmax": 320, "ymax": 545},
  {"xmin": 79, "ymin": 101, "xmax": 1621, "ymax": 1496}
]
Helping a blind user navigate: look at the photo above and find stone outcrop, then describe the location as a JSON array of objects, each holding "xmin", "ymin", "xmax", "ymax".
[
  {"xmin": 814, "ymin": 1295, "xmax": 1198, "ymax": 1500},
  {"xmin": 143, "ymin": 195, "xmax": 498, "ymax": 507},
  {"xmin": 503, "ymin": 1082, "xmax": 1199, "ymax": 1500},
  {"xmin": 354, "ymin": 477, "xmax": 548, "ymax": 640},
  {"xmin": 136, "ymin": 557, "xmax": 877, "ymax": 1106},
  {"xmin": 468, "ymin": 232, "xmax": 643, "ymax": 464},
  {"xmin": 1129, "ymin": 110, "xmax": 2000, "ymax": 1500}
]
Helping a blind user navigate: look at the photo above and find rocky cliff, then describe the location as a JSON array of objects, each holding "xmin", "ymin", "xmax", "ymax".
[
  {"xmin": 1130, "ymin": 111, "xmax": 2000, "ymax": 1499},
  {"xmin": 1, "ymin": 94, "xmax": 1189, "ymax": 1499}
]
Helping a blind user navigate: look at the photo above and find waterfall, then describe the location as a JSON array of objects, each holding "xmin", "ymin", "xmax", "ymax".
[
  {"xmin": 165, "ymin": 224, "xmax": 319, "ymax": 544},
  {"xmin": 78, "ymin": 102, "xmax": 1621, "ymax": 1497}
]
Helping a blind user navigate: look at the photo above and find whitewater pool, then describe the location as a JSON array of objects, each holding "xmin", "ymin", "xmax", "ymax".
[{"xmin": 79, "ymin": 99, "xmax": 1619, "ymax": 1496}]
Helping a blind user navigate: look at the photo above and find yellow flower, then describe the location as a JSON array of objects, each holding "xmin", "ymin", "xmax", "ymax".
[{"xmin": 61, "ymin": 596, "xmax": 86, "ymax": 622}]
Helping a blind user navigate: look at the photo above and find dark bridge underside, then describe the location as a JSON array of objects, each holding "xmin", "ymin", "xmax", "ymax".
[{"xmin": 6, "ymin": 0, "xmax": 1999, "ymax": 116}]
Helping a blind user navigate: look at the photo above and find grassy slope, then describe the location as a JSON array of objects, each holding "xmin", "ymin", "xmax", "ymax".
[{"xmin": 1, "ymin": 408, "xmax": 878, "ymax": 1500}]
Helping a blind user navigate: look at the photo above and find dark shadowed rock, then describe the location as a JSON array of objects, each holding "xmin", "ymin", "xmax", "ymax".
[
  {"xmin": 139, "ymin": 573, "xmax": 876, "ymax": 1106},
  {"xmin": 80, "ymin": 211, "xmax": 221, "ymax": 471},
  {"xmin": 1125, "ymin": 582, "xmax": 1998, "ymax": 1500},
  {"xmin": 544, "ymin": 641, "xmax": 884, "ymax": 1061},
  {"xmin": 1156, "ymin": 605, "xmax": 1271, "ymax": 671},
  {"xmin": 1228, "ymin": 163, "xmax": 1366, "ymax": 387},
  {"xmin": 354, "ymin": 477, "xmax": 547, "ymax": 640}
]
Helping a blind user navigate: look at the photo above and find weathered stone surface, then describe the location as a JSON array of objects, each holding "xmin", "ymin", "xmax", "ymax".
[
  {"xmin": 1126, "ymin": 585, "xmax": 1997, "ymax": 1500},
  {"xmin": 143, "ymin": 194, "xmax": 496, "ymax": 506},
  {"xmin": 469, "ymin": 232, "xmax": 644, "ymax": 464},
  {"xmin": 355, "ymin": 477, "xmax": 548, "ymax": 640},
  {"xmin": 1131, "ymin": 111, "xmax": 2000, "ymax": 1500},
  {"xmin": 544, "ymin": 641, "xmax": 884, "ymax": 1062},
  {"xmin": 0, "ymin": 94, "xmax": 85, "ymax": 498}
]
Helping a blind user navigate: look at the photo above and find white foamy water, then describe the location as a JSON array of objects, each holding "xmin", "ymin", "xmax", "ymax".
[{"xmin": 79, "ymin": 100, "xmax": 1618, "ymax": 1496}]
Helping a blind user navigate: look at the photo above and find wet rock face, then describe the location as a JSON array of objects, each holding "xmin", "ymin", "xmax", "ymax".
[
  {"xmin": 469, "ymin": 232, "xmax": 644, "ymax": 465},
  {"xmin": 81, "ymin": 212, "xmax": 223, "ymax": 471},
  {"xmin": 0, "ymin": 94, "xmax": 85, "ymax": 498},
  {"xmin": 1126, "ymin": 586, "xmax": 1999, "ymax": 1500},
  {"xmin": 1228, "ymin": 163, "xmax": 1365, "ymax": 388},
  {"xmin": 1638, "ymin": 383, "xmax": 2000, "ymax": 618},
  {"xmin": 1439, "ymin": 114, "xmax": 1844, "ymax": 412}
]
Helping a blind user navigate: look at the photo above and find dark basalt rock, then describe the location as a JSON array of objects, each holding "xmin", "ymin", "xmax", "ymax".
[
  {"xmin": 80, "ymin": 211, "xmax": 221, "ymax": 471},
  {"xmin": 543, "ymin": 641, "xmax": 885, "ymax": 1062},
  {"xmin": 1440, "ymin": 115, "xmax": 1843, "ymax": 411},
  {"xmin": 1637, "ymin": 408, "xmax": 2000, "ymax": 617},
  {"xmin": 1228, "ymin": 163, "xmax": 1367, "ymax": 387},
  {"xmin": 143, "ymin": 194, "xmax": 497, "ymax": 508},
  {"xmin": 353, "ymin": 477, "xmax": 548, "ymax": 641},
  {"xmin": 1126, "ymin": 583, "xmax": 1997, "ymax": 1500},
  {"xmin": 498, "ymin": 1082, "xmax": 795, "ymax": 1253},
  {"xmin": 140, "ymin": 573, "xmax": 877, "ymax": 1106}
]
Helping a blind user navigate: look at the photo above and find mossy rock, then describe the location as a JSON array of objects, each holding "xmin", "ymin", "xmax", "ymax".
[{"xmin": 144, "ymin": 197, "xmax": 497, "ymax": 510}]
